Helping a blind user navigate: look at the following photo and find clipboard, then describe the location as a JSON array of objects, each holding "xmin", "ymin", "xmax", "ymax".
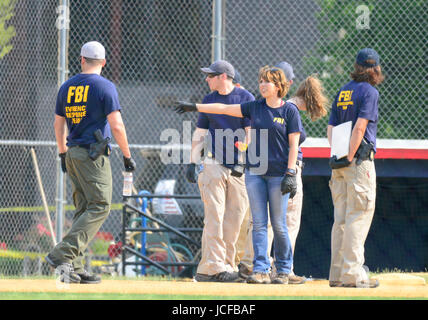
[{"xmin": 330, "ymin": 121, "xmax": 352, "ymax": 159}]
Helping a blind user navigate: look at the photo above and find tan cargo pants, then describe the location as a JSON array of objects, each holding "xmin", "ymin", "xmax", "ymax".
[
  {"xmin": 196, "ymin": 159, "xmax": 249, "ymax": 275},
  {"xmin": 235, "ymin": 162, "xmax": 303, "ymax": 275},
  {"xmin": 328, "ymin": 159, "xmax": 376, "ymax": 285}
]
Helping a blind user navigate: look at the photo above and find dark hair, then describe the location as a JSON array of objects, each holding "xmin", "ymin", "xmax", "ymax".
[{"xmin": 350, "ymin": 63, "xmax": 385, "ymax": 86}]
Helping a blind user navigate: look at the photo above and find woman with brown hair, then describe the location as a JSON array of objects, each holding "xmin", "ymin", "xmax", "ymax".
[
  {"xmin": 237, "ymin": 72, "xmax": 330, "ymax": 284},
  {"xmin": 175, "ymin": 66, "xmax": 328, "ymax": 284},
  {"xmin": 327, "ymin": 48, "xmax": 384, "ymax": 288}
]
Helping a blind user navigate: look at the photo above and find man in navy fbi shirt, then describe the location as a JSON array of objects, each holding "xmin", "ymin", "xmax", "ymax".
[
  {"xmin": 46, "ymin": 41, "xmax": 135, "ymax": 284},
  {"xmin": 187, "ymin": 60, "xmax": 255, "ymax": 282}
]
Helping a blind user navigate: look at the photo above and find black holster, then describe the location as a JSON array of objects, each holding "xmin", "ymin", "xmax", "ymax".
[
  {"xmin": 355, "ymin": 138, "xmax": 375, "ymax": 165},
  {"xmin": 89, "ymin": 129, "xmax": 111, "ymax": 161}
]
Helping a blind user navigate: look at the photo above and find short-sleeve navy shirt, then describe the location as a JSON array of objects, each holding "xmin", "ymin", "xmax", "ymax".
[
  {"xmin": 287, "ymin": 102, "xmax": 306, "ymax": 161},
  {"xmin": 197, "ymin": 87, "xmax": 254, "ymax": 168},
  {"xmin": 328, "ymin": 80, "xmax": 379, "ymax": 150},
  {"xmin": 55, "ymin": 73, "xmax": 121, "ymax": 146},
  {"xmin": 241, "ymin": 99, "xmax": 303, "ymax": 176}
]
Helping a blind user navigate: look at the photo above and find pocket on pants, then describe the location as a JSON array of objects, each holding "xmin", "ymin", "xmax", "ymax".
[
  {"xmin": 197, "ymin": 171, "xmax": 206, "ymax": 202},
  {"xmin": 353, "ymin": 183, "xmax": 375, "ymax": 211},
  {"xmin": 329, "ymin": 179, "xmax": 341, "ymax": 206}
]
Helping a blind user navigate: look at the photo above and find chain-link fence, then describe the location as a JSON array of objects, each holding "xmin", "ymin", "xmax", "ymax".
[{"xmin": 0, "ymin": 0, "xmax": 426, "ymax": 277}]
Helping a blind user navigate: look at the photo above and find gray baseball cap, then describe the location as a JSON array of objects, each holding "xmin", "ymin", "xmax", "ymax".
[
  {"xmin": 81, "ymin": 41, "xmax": 105, "ymax": 59},
  {"xmin": 274, "ymin": 61, "xmax": 295, "ymax": 81},
  {"xmin": 201, "ymin": 60, "xmax": 235, "ymax": 78}
]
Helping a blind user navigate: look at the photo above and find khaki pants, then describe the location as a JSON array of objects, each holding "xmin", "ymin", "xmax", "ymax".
[
  {"xmin": 49, "ymin": 146, "xmax": 112, "ymax": 273},
  {"xmin": 236, "ymin": 163, "xmax": 303, "ymax": 275},
  {"xmin": 328, "ymin": 159, "xmax": 376, "ymax": 285},
  {"xmin": 197, "ymin": 160, "xmax": 249, "ymax": 275}
]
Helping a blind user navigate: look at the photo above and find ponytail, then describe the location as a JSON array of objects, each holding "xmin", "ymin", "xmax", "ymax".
[{"xmin": 294, "ymin": 75, "xmax": 329, "ymax": 121}]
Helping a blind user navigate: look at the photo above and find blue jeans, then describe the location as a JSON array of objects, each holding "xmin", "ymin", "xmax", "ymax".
[{"xmin": 245, "ymin": 170, "xmax": 293, "ymax": 274}]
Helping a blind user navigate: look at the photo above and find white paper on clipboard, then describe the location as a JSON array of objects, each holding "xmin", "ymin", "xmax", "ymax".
[{"xmin": 330, "ymin": 121, "xmax": 352, "ymax": 159}]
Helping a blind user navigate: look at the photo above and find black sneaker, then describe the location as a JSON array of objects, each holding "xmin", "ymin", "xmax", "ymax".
[
  {"xmin": 194, "ymin": 271, "xmax": 240, "ymax": 283},
  {"xmin": 194, "ymin": 273, "xmax": 216, "ymax": 282},
  {"xmin": 214, "ymin": 271, "xmax": 240, "ymax": 282},
  {"xmin": 45, "ymin": 254, "xmax": 81, "ymax": 284},
  {"xmin": 77, "ymin": 270, "xmax": 101, "ymax": 284}
]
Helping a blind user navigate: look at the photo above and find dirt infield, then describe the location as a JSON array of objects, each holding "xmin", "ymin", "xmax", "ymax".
[{"xmin": 0, "ymin": 273, "xmax": 426, "ymax": 298}]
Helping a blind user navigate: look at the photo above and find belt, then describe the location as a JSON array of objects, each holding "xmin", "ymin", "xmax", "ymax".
[{"xmin": 69, "ymin": 144, "xmax": 90, "ymax": 150}]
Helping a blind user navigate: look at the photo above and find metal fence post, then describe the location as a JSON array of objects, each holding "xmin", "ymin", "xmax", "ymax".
[
  {"xmin": 56, "ymin": 0, "xmax": 69, "ymax": 245},
  {"xmin": 212, "ymin": 0, "xmax": 225, "ymax": 62}
]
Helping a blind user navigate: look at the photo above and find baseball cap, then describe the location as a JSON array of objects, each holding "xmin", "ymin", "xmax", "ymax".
[
  {"xmin": 233, "ymin": 69, "xmax": 241, "ymax": 84},
  {"xmin": 81, "ymin": 41, "xmax": 105, "ymax": 60},
  {"xmin": 201, "ymin": 60, "xmax": 235, "ymax": 78},
  {"xmin": 356, "ymin": 48, "xmax": 379, "ymax": 67},
  {"xmin": 274, "ymin": 61, "xmax": 295, "ymax": 81}
]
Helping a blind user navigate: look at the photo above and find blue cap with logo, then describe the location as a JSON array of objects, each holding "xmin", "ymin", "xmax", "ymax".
[
  {"xmin": 356, "ymin": 48, "xmax": 380, "ymax": 67},
  {"xmin": 274, "ymin": 61, "xmax": 295, "ymax": 81},
  {"xmin": 201, "ymin": 60, "xmax": 235, "ymax": 78}
]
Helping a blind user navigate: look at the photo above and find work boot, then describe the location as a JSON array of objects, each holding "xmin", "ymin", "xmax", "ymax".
[
  {"xmin": 288, "ymin": 274, "xmax": 306, "ymax": 284},
  {"xmin": 329, "ymin": 281, "xmax": 343, "ymax": 287},
  {"xmin": 271, "ymin": 273, "xmax": 289, "ymax": 284},
  {"xmin": 238, "ymin": 263, "xmax": 252, "ymax": 280},
  {"xmin": 247, "ymin": 273, "xmax": 271, "ymax": 284}
]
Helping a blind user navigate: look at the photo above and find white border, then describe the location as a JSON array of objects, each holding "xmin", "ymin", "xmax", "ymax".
[{"xmin": 301, "ymin": 138, "xmax": 428, "ymax": 150}]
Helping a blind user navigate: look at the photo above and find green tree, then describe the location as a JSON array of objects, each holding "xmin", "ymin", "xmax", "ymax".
[
  {"xmin": 301, "ymin": 0, "xmax": 427, "ymax": 139},
  {"xmin": 0, "ymin": 0, "xmax": 16, "ymax": 59}
]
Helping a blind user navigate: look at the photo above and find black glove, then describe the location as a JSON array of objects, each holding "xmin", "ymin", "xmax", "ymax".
[
  {"xmin": 281, "ymin": 171, "xmax": 297, "ymax": 198},
  {"xmin": 123, "ymin": 156, "xmax": 136, "ymax": 172},
  {"xmin": 174, "ymin": 101, "xmax": 197, "ymax": 114},
  {"xmin": 329, "ymin": 156, "xmax": 351, "ymax": 170},
  {"xmin": 185, "ymin": 163, "xmax": 198, "ymax": 183},
  {"xmin": 59, "ymin": 152, "xmax": 67, "ymax": 173},
  {"xmin": 231, "ymin": 164, "xmax": 245, "ymax": 177}
]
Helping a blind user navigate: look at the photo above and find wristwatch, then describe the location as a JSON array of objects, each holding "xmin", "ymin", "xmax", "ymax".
[{"xmin": 286, "ymin": 168, "xmax": 296, "ymax": 175}]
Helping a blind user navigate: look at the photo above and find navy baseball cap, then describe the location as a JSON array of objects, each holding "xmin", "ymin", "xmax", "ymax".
[
  {"xmin": 356, "ymin": 48, "xmax": 380, "ymax": 67},
  {"xmin": 201, "ymin": 60, "xmax": 235, "ymax": 78},
  {"xmin": 233, "ymin": 69, "xmax": 241, "ymax": 84},
  {"xmin": 274, "ymin": 61, "xmax": 295, "ymax": 81}
]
